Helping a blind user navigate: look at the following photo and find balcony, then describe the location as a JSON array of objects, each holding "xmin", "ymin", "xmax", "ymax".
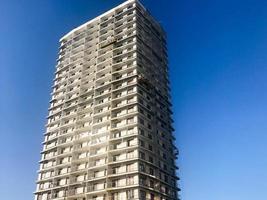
[
  {"xmin": 108, "ymin": 165, "xmax": 138, "ymax": 177},
  {"xmin": 89, "ymin": 170, "xmax": 106, "ymax": 180},
  {"xmin": 108, "ymin": 151, "xmax": 138, "ymax": 164},
  {"xmin": 88, "ymin": 159, "xmax": 107, "ymax": 169},
  {"xmin": 75, "ymin": 131, "xmax": 91, "ymax": 141},
  {"xmin": 87, "ymin": 183, "xmax": 106, "ymax": 193},
  {"xmin": 110, "ymin": 127, "xmax": 137, "ymax": 140},
  {"xmin": 107, "ymin": 177, "xmax": 138, "ymax": 190},
  {"xmin": 99, "ymin": 37, "xmax": 117, "ymax": 49}
]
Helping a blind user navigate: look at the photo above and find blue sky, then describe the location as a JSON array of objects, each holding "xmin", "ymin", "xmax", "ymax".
[{"xmin": 1, "ymin": 0, "xmax": 267, "ymax": 199}]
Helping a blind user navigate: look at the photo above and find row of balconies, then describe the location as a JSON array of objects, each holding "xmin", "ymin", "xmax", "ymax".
[
  {"xmin": 92, "ymin": 74, "xmax": 136, "ymax": 92},
  {"xmin": 37, "ymin": 180, "xmax": 138, "ymax": 199},
  {"xmin": 99, "ymin": 28, "xmax": 113, "ymax": 42},
  {"xmin": 40, "ymin": 145, "xmax": 139, "ymax": 171},
  {"xmin": 53, "ymin": 72, "xmax": 81, "ymax": 90},
  {"xmin": 112, "ymin": 104, "xmax": 137, "ymax": 118},
  {"xmin": 113, "ymin": 36, "xmax": 135, "ymax": 50},
  {"xmin": 45, "ymin": 103, "xmax": 169, "ymax": 144},
  {"xmin": 38, "ymin": 173, "xmax": 139, "ymax": 193},
  {"xmin": 36, "ymin": 190, "xmax": 140, "ymax": 200},
  {"xmin": 139, "ymin": 176, "xmax": 177, "ymax": 198},
  {"xmin": 111, "ymin": 38, "xmax": 137, "ymax": 58},
  {"xmin": 115, "ymin": 1, "xmax": 135, "ymax": 18},
  {"xmin": 115, "ymin": 7, "xmax": 135, "ymax": 23},
  {"xmin": 37, "ymin": 181, "xmax": 178, "ymax": 200},
  {"xmin": 98, "ymin": 21, "xmax": 136, "ymax": 47},
  {"xmin": 94, "ymin": 72, "xmax": 136, "ymax": 91},
  {"xmin": 44, "ymin": 122, "xmax": 136, "ymax": 153},
  {"xmin": 47, "ymin": 98, "xmax": 140, "ymax": 136},
  {"xmin": 114, "ymin": 12, "xmax": 136, "ymax": 30},
  {"xmin": 98, "ymin": 45, "xmax": 113, "ymax": 58},
  {"xmin": 38, "ymin": 166, "xmax": 176, "ymax": 197},
  {"xmin": 57, "ymin": 54, "xmax": 83, "ymax": 70},
  {"xmin": 112, "ymin": 95, "xmax": 137, "ymax": 110},
  {"xmin": 96, "ymin": 45, "xmax": 136, "ymax": 67},
  {"xmin": 40, "ymin": 160, "xmax": 138, "ymax": 184},
  {"xmin": 98, "ymin": 8, "xmax": 135, "ymax": 35},
  {"xmin": 113, "ymin": 47, "xmax": 136, "ymax": 63},
  {"xmin": 114, "ymin": 15, "xmax": 136, "ymax": 36},
  {"xmin": 53, "ymin": 78, "xmax": 81, "ymax": 96},
  {"xmin": 96, "ymin": 87, "xmax": 136, "ymax": 107},
  {"xmin": 71, "ymin": 44, "xmax": 85, "ymax": 57}
]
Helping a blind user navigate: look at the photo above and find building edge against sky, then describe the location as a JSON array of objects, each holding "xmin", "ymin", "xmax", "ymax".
[{"xmin": 34, "ymin": 0, "xmax": 180, "ymax": 199}]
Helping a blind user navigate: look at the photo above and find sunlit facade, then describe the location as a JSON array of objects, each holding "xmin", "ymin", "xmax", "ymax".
[{"xmin": 34, "ymin": 0, "xmax": 179, "ymax": 199}]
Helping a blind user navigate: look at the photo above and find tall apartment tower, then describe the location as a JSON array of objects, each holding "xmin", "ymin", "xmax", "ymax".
[{"xmin": 35, "ymin": 1, "xmax": 179, "ymax": 200}]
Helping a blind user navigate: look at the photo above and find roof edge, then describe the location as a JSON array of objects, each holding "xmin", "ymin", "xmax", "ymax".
[{"xmin": 59, "ymin": 0, "xmax": 139, "ymax": 42}]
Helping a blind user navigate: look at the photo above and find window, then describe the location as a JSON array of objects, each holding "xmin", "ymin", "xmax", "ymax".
[
  {"xmin": 139, "ymin": 152, "xmax": 145, "ymax": 159},
  {"xmin": 140, "ymin": 140, "xmax": 145, "ymax": 147},
  {"xmin": 149, "ymin": 168, "xmax": 154, "ymax": 175},
  {"xmin": 164, "ymin": 175, "xmax": 168, "ymax": 182},
  {"xmin": 150, "ymin": 180, "xmax": 154, "ymax": 188},
  {"xmin": 164, "ymin": 164, "xmax": 167, "ymax": 170},
  {"xmin": 127, "ymin": 176, "xmax": 134, "ymax": 185},
  {"xmin": 140, "ymin": 163, "xmax": 145, "ymax": 172},
  {"xmin": 140, "ymin": 190, "xmax": 146, "ymax": 200},
  {"xmin": 139, "ymin": 128, "xmax": 145, "ymax": 136},
  {"xmin": 112, "ymin": 192, "xmax": 119, "ymax": 200},
  {"xmin": 149, "ymin": 156, "xmax": 153, "ymax": 163},
  {"xmin": 139, "ymin": 108, "xmax": 144, "ymax": 114},
  {"xmin": 92, "ymin": 196, "xmax": 97, "ymax": 200},
  {"xmin": 112, "ymin": 180, "xmax": 117, "ymax": 187},
  {"xmin": 127, "ymin": 190, "xmax": 135, "ymax": 199},
  {"xmin": 127, "ymin": 117, "xmax": 134, "ymax": 123}
]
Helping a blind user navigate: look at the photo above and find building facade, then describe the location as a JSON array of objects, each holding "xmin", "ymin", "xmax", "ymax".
[{"xmin": 35, "ymin": 0, "xmax": 179, "ymax": 200}]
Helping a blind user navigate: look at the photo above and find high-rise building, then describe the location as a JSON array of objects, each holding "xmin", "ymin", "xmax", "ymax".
[{"xmin": 34, "ymin": 0, "xmax": 179, "ymax": 200}]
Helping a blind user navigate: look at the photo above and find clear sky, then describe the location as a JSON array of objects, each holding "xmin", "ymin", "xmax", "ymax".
[{"xmin": 1, "ymin": 0, "xmax": 267, "ymax": 199}]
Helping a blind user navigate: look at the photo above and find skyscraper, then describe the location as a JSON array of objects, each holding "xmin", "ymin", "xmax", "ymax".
[{"xmin": 34, "ymin": 0, "xmax": 179, "ymax": 200}]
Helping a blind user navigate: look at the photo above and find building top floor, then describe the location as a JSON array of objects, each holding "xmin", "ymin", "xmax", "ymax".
[{"xmin": 60, "ymin": 0, "xmax": 165, "ymax": 43}]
